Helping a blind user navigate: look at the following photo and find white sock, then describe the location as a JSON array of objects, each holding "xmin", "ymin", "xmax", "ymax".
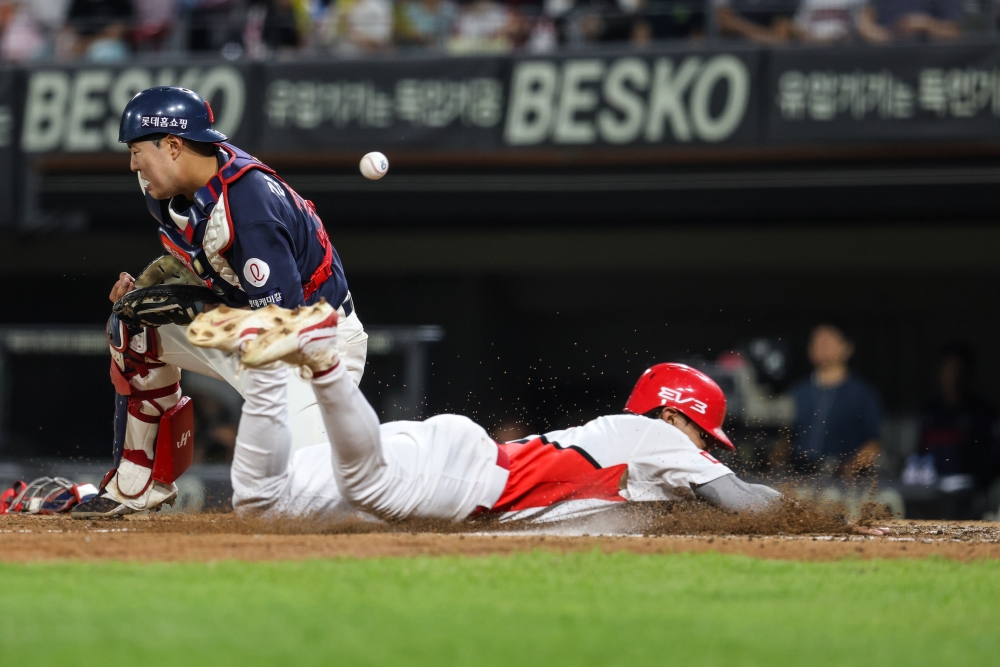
[{"xmin": 310, "ymin": 362, "xmax": 385, "ymax": 498}]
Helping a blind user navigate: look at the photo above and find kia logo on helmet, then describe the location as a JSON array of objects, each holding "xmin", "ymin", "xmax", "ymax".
[{"xmin": 657, "ymin": 387, "xmax": 708, "ymax": 414}]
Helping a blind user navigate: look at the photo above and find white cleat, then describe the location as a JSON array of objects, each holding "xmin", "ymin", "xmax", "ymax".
[
  {"xmin": 187, "ymin": 304, "xmax": 288, "ymax": 353},
  {"xmin": 240, "ymin": 300, "xmax": 340, "ymax": 376}
]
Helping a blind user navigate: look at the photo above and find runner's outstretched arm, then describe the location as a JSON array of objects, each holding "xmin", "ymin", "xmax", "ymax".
[{"xmin": 693, "ymin": 474, "xmax": 781, "ymax": 513}]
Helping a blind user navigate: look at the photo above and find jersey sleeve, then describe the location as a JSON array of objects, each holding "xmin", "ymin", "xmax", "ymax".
[
  {"xmin": 227, "ymin": 220, "xmax": 305, "ymax": 309},
  {"xmin": 625, "ymin": 422, "xmax": 734, "ymax": 502},
  {"xmin": 693, "ymin": 474, "xmax": 781, "ymax": 513}
]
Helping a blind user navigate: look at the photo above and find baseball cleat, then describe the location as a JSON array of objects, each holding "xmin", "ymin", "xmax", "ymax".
[
  {"xmin": 186, "ymin": 304, "xmax": 287, "ymax": 353},
  {"xmin": 70, "ymin": 490, "xmax": 177, "ymax": 520},
  {"xmin": 240, "ymin": 300, "xmax": 339, "ymax": 375}
]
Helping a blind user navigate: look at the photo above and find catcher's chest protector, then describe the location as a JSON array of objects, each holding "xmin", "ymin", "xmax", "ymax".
[
  {"xmin": 154, "ymin": 143, "xmax": 272, "ymax": 306},
  {"xmin": 153, "ymin": 143, "xmax": 337, "ymax": 309}
]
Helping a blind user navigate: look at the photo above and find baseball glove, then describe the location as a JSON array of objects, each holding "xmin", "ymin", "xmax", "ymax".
[
  {"xmin": 113, "ymin": 255, "xmax": 221, "ymax": 328},
  {"xmin": 133, "ymin": 254, "xmax": 206, "ymax": 289}
]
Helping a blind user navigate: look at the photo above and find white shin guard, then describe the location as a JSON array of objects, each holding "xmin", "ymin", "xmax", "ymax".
[{"xmin": 103, "ymin": 364, "xmax": 182, "ymax": 511}]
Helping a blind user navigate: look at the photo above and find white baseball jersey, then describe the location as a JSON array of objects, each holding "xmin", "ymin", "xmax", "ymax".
[
  {"xmin": 229, "ymin": 363, "xmax": 734, "ymax": 524},
  {"xmin": 486, "ymin": 414, "xmax": 734, "ymax": 523}
]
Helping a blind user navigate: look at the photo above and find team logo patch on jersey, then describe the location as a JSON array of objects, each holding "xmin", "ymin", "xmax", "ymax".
[
  {"xmin": 243, "ymin": 258, "xmax": 270, "ymax": 287},
  {"xmin": 248, "ymin": 288, "xmax": 283, "ymax": 309}
]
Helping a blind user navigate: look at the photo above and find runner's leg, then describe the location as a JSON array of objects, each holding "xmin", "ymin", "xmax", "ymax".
[{"xmin": 309, "ymin": 363, "xmax": 386, "ymax": 501}]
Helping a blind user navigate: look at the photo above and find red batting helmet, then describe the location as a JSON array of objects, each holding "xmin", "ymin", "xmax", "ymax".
[{"xmin": 624, "ymin": 363, "xmax": 734, "ymax": 451}]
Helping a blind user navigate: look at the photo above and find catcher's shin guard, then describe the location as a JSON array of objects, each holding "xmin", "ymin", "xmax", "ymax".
[{"xmin": 101, "ymin": 314, "xmax": 193, "ymax": 512}]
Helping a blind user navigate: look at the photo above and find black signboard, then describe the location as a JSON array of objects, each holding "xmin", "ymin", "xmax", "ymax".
[
  {"xmin": 260, "ymin": 56, "xmax": 509, "ymax": 153},
  {"xmin": 766, "ymin": 43, "xmax": 1000, "ymax": 144},
  {"xmin": 10, "ymin": 43, "xmax": 1000, "ymax": 164},
  {"xmin": 259, "ymin": 48, "xmax": 761, "ymax": 153},
  {"xmin": 0, "ymin": 68, "xmax": 19, "ymax": 227},
  {"xmin": 17, "ymin": 62, "xmax": 253, "ymax": 155},
  {"xmin": 500, "ymin": 49, "xmax": 761, "ymax": 149}
]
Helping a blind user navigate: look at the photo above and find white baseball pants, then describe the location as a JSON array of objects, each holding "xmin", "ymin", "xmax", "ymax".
[
  {"xmin": 230, "ymin": 363, "xmax": 509, "ymax": 521},
  {"xmin": 156, "ymin": 304, "xmax": 368, "ymax": 452}
]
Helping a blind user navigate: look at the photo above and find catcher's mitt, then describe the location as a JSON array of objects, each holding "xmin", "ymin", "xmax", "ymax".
[
  {"xmin": 114, "ymin": 255, "xmax": 221, "ymax": 328},
  {"xmin": 133, "ymin": 254, "xmax": 206, "ymax": 289},
  {"xmin": 114, "ymin": 284, "xmax": 221, "ymax": 328}
]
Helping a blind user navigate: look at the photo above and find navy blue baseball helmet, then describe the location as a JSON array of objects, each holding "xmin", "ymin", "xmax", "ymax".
[{"xmin": 119, "ymin": 87, "xmax": 227, "ymax": 144}]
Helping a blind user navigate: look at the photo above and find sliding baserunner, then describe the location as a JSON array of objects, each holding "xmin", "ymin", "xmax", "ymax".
[{"xmin": 188, "ymin": 302, "xmax": 787, "ymax": 523}]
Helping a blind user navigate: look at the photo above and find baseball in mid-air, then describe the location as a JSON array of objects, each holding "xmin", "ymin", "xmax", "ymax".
[{"xmin": 360, "ymin": 152, "xmax": 389, "ymax": 180}]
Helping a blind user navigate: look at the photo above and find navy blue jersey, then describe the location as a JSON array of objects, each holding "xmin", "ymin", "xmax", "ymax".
[
  {"xmin": 147, "ymin": 143, "xmax": 348, "ymax": 310},
  {"xmin": 222, "ymin": 169, "xmax": 347, "ymax": 309},
  {"xmin": 791, "ymin": 374, "xmax": 881, "ymax": 462}
]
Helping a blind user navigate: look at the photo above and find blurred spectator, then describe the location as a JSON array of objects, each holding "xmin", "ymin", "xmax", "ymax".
[
  {"xmin": 598, "ymin": 0, "xmax": 705, "ymax": 43},
  {"xmin": 550, "ymin": 0, "xmax": 607, "ymax": 45},
  {"xmin": 872, "ymin": 0, "xmax": 962, "ymax": 39},
  {"xmin": 62, "ymin": 0, "xmax": 133, "ymax": 61},
  {"xmin": 450, "ymin": 0, "xmax": 514, "ymax": 52},
  {"xmin": 395, "ymin": 0, "xmax": 457, "ymax": 48},
  {"xmin": 525, "ymin": 14, "xmax": 558, "ymax": 51},
  {"xmin": 132, "ymin": 0, "xmax": 176, "ymax": 53},
  {"xmin": 1, "ymin": 2, "xmax": 48, "ymax": 61},
  {"xmin": 337, "ymin": 0, "xmax": 394, "ymax": 53},
  {"xmin": 262, "ymin": 0, "xmax": 302, "ymax": 50},
  {"xmin": 631, "ymin": 14, "xmax": 653, "ymax": 43},
  {"xmin": 644, "ymin": 0, "xmax": 704, "ymax": 40},
  {"xmin": 793, "ymin": 0, "xmax": 890, "ymax": 42},
  {"xmin": 778, "ymin": 324, "xmax": 882, "ymax": 477},
  {"xmin": 902, "ymin": 343, "xmax": 998, "ymax": 518},
  {"xmin": 714, "ymin": 0, "xmax": 794, "ymax": 43},
  {"xmin": 543, "ymin": 0, "xmax": 655, "ymax": 45},
  {"xmin": 189, "ymin": 0, "xmax": 241, "ymax": 54},
  {"xmin": 601, "ymin": 0, "xmax": 647, "ymax": 42},
  {"xmin": 4, "ymin": 0, "xmax": 70, "ymax": 60}
]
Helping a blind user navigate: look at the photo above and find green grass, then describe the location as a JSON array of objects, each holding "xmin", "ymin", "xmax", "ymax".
[{"xmin": 1, "ymin": 552, "xmax": 997, "ymax": 666}]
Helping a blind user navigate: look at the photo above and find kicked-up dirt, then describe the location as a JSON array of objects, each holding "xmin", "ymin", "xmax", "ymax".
[{"xmin": 1, "ymin": 506, "xmax": 998, "ymax": 563}]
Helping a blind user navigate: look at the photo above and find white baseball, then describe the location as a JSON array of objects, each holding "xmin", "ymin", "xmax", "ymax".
[{"xmin": 360, "ymin": 152, "xmax": 389, "ymax": 180}]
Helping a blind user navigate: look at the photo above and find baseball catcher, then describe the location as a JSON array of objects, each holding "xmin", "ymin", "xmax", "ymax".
[
  {"xmin": 79, "ymin": 87, "xmax": 368, "ymax": 517},
  {"xmin": 187, "ymin": 302, "xmax": 794, "ymax": 523}
]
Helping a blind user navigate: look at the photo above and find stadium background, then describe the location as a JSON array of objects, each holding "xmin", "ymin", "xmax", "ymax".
[{"xmin": 2, "ymin": 0, "xmax": 1000, "ymax": 519}]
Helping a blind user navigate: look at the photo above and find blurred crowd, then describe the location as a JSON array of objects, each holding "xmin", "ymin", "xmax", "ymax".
[
  {"xmin": 736, "ymin": 324, "xmax": 1000, "ymax": 520},
  {"xmin": 0, "ymin": 0, "xmax": 990, "ymax": 62}
]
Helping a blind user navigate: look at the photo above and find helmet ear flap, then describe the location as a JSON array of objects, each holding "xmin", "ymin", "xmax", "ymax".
[{"xmin": 641, "ymin": 406, "xmax": 665, "ymax": 420}]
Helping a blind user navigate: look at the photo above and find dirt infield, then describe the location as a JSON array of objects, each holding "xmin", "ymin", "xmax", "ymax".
[{"xmin": 1, "ymin": 513, "xmax": 999, "ymax": 562}]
